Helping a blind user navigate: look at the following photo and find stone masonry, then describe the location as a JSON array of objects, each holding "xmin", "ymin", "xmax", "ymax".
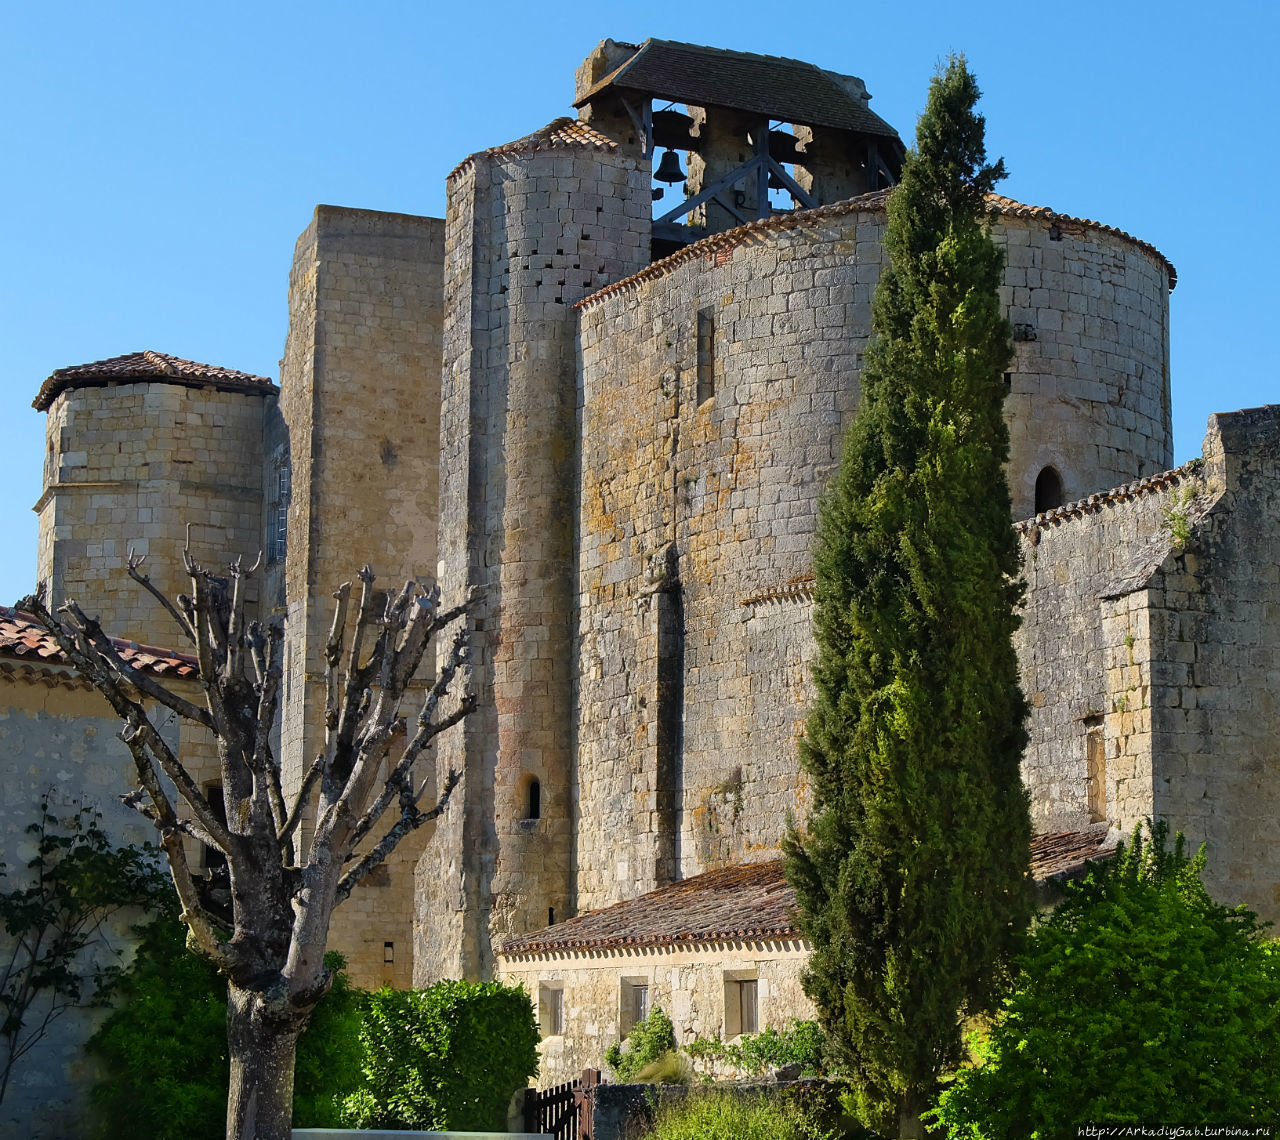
[{"xmin": 19, "ymin": 39, "xmax": 1279, "ymax": 1004}]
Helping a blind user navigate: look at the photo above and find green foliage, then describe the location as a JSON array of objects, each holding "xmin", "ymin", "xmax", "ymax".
[
  {"xmin": 928, "ymin": 823, "xmax": 1280, "ymax": 1138},
  {"xmin": 647, "ymin": 1088, "xmax": 837, "ymax": 1140},
  {"xmin": 88, "ymin": 911, "xmax": 365, "ymax": 1139},
  {"xmin": 339, "ymin": 978, "xmax": 538, "ymax": 1131},
  {"xmin": 605, "ymin": 1004, "xmax": 677, "ymax": 1082},
  {"xmin": 784, "ymin": 57, "xmax": 1033, "ymax": 1132},
  {"xmin": 88, "ymin": 910, "xmax": 227, "ymax": 1140},
  {"xmin": 683, "ymin": 1020, "xmax": 828, "ymax": 1080},
  {"xmin": 0, "ymin": 794, "xmax": 167, "ymax": 1106}
]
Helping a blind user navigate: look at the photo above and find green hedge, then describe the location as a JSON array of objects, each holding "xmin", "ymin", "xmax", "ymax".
[
  {"xmin": 88, "ymin": 913, "xmax": 366, "ymax": 1137},
  {"xmin": 339, "ymin": 978, "xmax": 539, "ymax": 1131}
]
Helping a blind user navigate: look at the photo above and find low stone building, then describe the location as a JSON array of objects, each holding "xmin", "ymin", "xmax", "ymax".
[
  {"xmin": 499, "ymin": 830, "xmax": 1117, "ymax": 1086},
  {"xmin": 0, "ymin": 606, "xmax": 215, "ymax": 1139}
]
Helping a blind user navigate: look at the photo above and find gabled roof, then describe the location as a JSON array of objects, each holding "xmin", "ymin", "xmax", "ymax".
[
  {"xmin": 574, "ymin": 39, "xmax": 901, "ymax": 143},
  {"xmin": 499, "ymin": 828, "xmax": 1118, "ymax": 958},
  {"xmin": 0, "ymin": 606, "xmax": 197, "ymax": 681},
  {"xmin": 34, "ymin": 351, "xmax": 275, "ymax": 411}
]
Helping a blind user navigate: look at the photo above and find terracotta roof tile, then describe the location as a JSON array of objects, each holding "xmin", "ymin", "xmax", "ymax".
[
  {"xmin": 1014, "ymin": 460, "xmax": 1203, "ymax": 535},
  {"xmin": 34, "ymin": 351, "xmax": 275, "ymax": 411},
  {"xmin": 500, "ymin": 829, "xmax": 1116, "ymax": 958},
  {"xmin": 448, "ymin": 118, "xmax": 618, "ymax": 181},
  {"xmin": 577, "ymin": 189, "xmax": 1176, "ymax": 311},
  {"xmin": 0, "ymin": 606, "xmax": 197, "ymax": 680}
]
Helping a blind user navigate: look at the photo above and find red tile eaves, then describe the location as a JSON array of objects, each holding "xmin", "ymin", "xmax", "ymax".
[
  {"xmin": 499, "ymin": 828, "xmax": 1116, "ymax": 958},
  {"xmin": 33, "ymin": 350, "xmax": 275, "ymax": 412},
  {"xmin": 0, "ymin": 606, "xmax": 197, "ymax": 680},
  {"xmin": 575, "ymin": 189, "xmax": 1176, "ymax": 312}
]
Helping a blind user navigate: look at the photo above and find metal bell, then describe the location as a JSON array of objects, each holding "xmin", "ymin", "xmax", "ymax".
[{"xmin": 653, "ymin": 149, "xmax": 686, "ymax": 184}]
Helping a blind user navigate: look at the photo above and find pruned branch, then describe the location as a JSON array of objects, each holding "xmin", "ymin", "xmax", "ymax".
[
  {"xmin": 58, "ymin": 598, "xmax": 212, "ymax": 730},
  {"xmin": 335, "ymin": 767, "xmax": 461, "ymax": 905},
  {"xmin": 127, "ymin": 548, "xmax": 197, "ymax": 646}
]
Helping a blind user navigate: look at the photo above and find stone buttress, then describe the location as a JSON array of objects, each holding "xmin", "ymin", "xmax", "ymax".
[
  {"xmin": 275, "ymin": 205, "xmax": 445, "ymax": 987},
  {"xmin": 418, "ymin": 120, "xmax": 650, "ymax": 981}
]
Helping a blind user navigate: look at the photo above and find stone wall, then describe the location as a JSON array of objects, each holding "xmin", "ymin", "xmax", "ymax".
[
  {"xmin": 574, "ymin": 200, "xmax": 1172, "ymax": 912},
  {"xmin": 1123, "ymin": 409, "xmax": 1280, "ymax": 922},
  {"xmin": 1014, "ymin": 468, "xmax": 1194, "ymax": 832},
  {"xmin": 276, "ymin": 204, "xmax": 445, "ymax": 989},
  {"xmin": 497, "ymin": 940, "xmax": 813, "ymax": 1088},
  {"xmin": 35, "ymin": 381, "xmax": 268, "ymax": 646},
  {"xmin": 0, "ymin": 667, "xmax": 209, "ymax": 1140},
  {"xmin": 423, "ymin": 133, "xmax": 650, "ymax": 981}
]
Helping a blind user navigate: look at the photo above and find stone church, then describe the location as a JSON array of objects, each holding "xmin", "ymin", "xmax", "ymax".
[{"xmin": 6, "ymin": 37, "xmax": 1279, "ymax": 1103}]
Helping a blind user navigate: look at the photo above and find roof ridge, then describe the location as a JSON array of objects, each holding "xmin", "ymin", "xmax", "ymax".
[
  {"xmin": 576, "ymin": 189, "xmax": 1175, "ymax": 311},
  {"xmin": 1014, "ymin": 459, "xmax": 1203, "ymax": 534},
  {"xmin": 447, "ymin": 117, "xmax": 619, "ymax": 182},
  {"xmin": 34, "ymin": 351, "xmax": 275, "ymax": 411}
]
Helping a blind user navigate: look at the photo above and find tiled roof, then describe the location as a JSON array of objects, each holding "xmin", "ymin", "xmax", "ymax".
[
  {"xmin": 574, "ymin": 39, "xmax": 902, "ymax": 143},
  {"xmin": 0, "ymin": 606, "xmax": 197, "ymax": 680},
  {"xmin": 448, "ymin": 118, "xmax": 618, "ymax": 181},
  {"xmin": 33, "ymin": 351, "xmax": 275, "ymax": 411},
  {"xmin": 1014, "ymin": 460, "xmax": 1203, "ymax": 536},
  {"xmin": 577, "ymin": 189, "xmax": 1176, "ymax": 311},
  {"xmin": 499, "ymin": 829, "xmax": 1117, "ymax": 958},
  {"xmin": 1030, "ymin": 824, "xmax": 1117, "ymax": 882}
]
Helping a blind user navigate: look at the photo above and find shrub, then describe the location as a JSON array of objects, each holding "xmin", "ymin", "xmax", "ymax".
[
  {"xmin": 605, "ymin": 1005, "xmax": 677, "ymax": 1082},
  {"xmin": 88, "ymin": 913, "xmax": 365, "ymax": 1138},
  {"xmin": 648, "ymin": 1088, "xmax": 836, "ymax": 1140},
  {"xmin": 928, "ymin": 822, "xmax": 1280, "ymax": 1138},
  {"xmin": 0, "ymin": 794, "xmax": 168, "ymax": 1109},
  {"xmin": 683, "ymin": 1020, "xmax": 828, "ymax": 1081},
  {"xmin": 339, "ymin": 978, "xmax": 538, "ymax": 1131}
]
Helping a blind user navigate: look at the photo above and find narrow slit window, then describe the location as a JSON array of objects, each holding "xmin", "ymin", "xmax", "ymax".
[
  {"xmin": 524, "ymin": 777, "xmax": 541, "ymax": 821},
  {"xmin": 1085, "ymin": 719, "xmax": 1106, "ymax": 823},
  {"xmin": 696, "ymin": 308, "xmax": 715, "ymax": 405}
]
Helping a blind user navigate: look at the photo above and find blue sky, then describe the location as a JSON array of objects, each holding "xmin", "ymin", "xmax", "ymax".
[{"xmin": 2, "ymin": 0, "xmax": 1276, "ymax": 606}]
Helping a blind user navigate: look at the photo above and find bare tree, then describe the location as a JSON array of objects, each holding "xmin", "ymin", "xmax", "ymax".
[{"xmin": 21, "ymin": 548, "xmax": 476, "ymax": 1140}]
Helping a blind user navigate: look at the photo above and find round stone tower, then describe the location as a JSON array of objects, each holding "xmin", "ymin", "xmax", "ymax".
[{"xmin": 34, "ymin": 351, "xmax": 273, "ymax": 645}]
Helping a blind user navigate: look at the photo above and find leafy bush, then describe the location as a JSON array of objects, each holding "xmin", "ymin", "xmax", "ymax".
[
  {"xmin": 928, "ymin": 823, "xmax": 1280, "ymax": 1138},
  {"xmin": 604, "ymin": 1004, "xmax": 676, "ymax": 1082},
  {"xmin": 0, "ymin": 794, "xmax": 168, "ymax": 1108},
  {"xmin": 683, "ymin": 1020, "xmax": 828, "ymax": 1080},
  {"xmin": 88, "ymin": 913, "xmax": 366, "ymax": 1138},
  {"xmin": 648, "ymin": 1088, "xmax": 836, "ymax": 1140},
  {"xmin": 339, "ymin": 978, "xmax": 538, "ymax": 1131}
]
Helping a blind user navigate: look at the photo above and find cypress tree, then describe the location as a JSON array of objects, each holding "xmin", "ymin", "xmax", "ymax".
[{"xmin": 784, "ymin": 57, "xmax": 1034, "ymax": 1137}]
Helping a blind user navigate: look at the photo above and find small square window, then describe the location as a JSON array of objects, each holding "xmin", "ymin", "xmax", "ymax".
[{"xmin": 539, "ymin": 983, "xmax": 564, "ymax": 1037}]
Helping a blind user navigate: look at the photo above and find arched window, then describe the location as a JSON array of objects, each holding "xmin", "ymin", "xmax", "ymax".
[
  {"xmin": 524, "ymin": 777, "xmax": 541, "ymax": 821},
  {"xmin": 1035, "ymin": 466, "xmax": 1064, "ymax": 513}
]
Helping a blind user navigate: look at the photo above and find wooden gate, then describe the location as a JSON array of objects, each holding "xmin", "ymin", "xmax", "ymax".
[{"xmin": 524, "ymin": 1067, "xmax": 602, "ymax": 1139}]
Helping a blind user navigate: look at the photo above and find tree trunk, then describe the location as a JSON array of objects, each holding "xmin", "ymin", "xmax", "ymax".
[
  {"xmin": 225, "ymin": 984, "xmax": 302, "ymax": 1140},
  {"xmin": 898, "ymin": 1090, "xmax": 926, "ymax": 1139}
]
